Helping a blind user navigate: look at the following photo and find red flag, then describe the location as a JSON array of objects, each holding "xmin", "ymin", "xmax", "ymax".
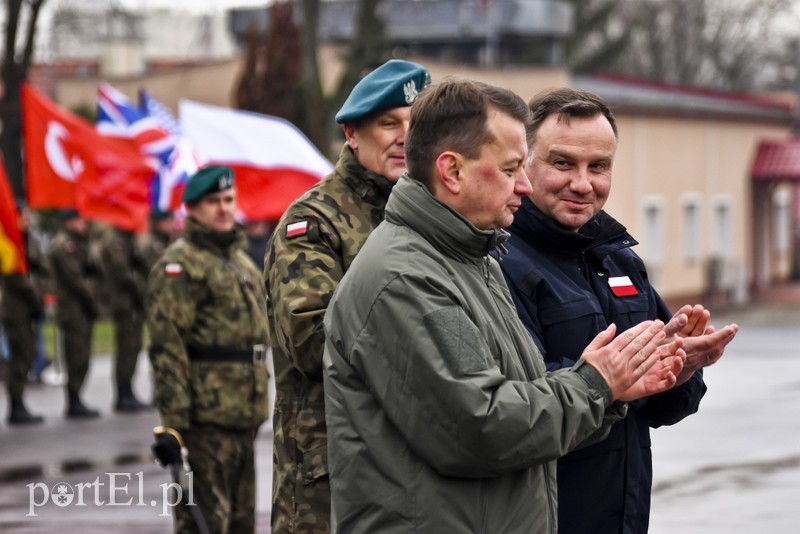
[
  {"xmin": 22, "ymin": 83, "xmax": 154, "ymax": 232},
  {"xmin": 0, "ymin": 160, "xmax": 26, "ymax": 275}
]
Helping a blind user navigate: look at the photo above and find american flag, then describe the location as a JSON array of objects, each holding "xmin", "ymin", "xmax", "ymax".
[
  {"xmin": 96, "ymin": 83, "xmax": 200, "ymax": 211},
  {"xmin": 139, "ymin": 89, "xmax": 181, "ymax": 137}
]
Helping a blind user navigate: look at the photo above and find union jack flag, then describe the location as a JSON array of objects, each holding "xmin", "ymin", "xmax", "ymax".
[{"xmin": 96, "ymin": 83, "xmax": 200, "ymax": 211}]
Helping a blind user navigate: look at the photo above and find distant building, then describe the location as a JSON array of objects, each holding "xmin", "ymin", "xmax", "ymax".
[
  {"xmin": 29, "ymin": 0, "xmax": 800, "ymax": 305},
  {"xmin": 40, "ymin": 4, "xmax": 237, "ymax": 79},
  {"xmin": 229, "ymin": 0, "xmax": 573, "ymax": 67}
]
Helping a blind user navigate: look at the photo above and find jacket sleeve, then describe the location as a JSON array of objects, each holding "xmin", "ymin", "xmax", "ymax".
[
  {"xmin": 643, "ymin": 293, "xmax": 707, "ymax": 427},
  {"xmin": 327, "ymin": 272, "xmax": 625, "ymax": 479},
  {"xmin": 266, "ymin": 214, "xmax": 343, "ymax": 381},
  {"xmin": 146, "ymin": 259, "xmax": 196, "ymax": 430},
  {"xmin": 502, "ymin": 269, "xmax": 577, "ymax": 371}
]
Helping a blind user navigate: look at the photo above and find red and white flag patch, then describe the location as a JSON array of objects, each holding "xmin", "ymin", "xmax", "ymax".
[
  {"xmin": 286, "ymin": 220, "xmax": 309, "ymax": 239},
  {"xmin": 165, "ymin": 263, "xmax": 183, "ymax": 277},
  {"xmin": 609, "ymin": 276, "xmax": 638, "ymax": 297}
]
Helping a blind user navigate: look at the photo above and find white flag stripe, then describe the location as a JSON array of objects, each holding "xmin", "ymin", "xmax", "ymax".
[
  {"xmin": 178, "ymin": 99, "xmax": 333, "ymax": 178},
  {"xmin": 608, "ymin": 276, "xmax": 633, "ymax": 287}
]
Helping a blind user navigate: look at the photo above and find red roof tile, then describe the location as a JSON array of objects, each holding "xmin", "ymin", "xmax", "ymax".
[{"xmin": 751, "ymin": 139, "xmax": 800, "ymax": 181}]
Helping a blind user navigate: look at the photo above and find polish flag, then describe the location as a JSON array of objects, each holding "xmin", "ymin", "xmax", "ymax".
[
  {"xmin": 178, "ymin": 100, "xmax": 332, "ymax": 221},
  {"xmin": 608, "ymin": 276, "xmax": 638, "ymax": 297},
  {"xmin": 285, "ymin": 220, "xmax": 309, "ymax": 238}
]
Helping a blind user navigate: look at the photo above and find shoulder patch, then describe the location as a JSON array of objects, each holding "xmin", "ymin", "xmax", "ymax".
[
  {"xmin": 286, "ymin": 220, "xmax": 309, "ymax": 238},
  {"xmin": 164, "ymin": 263, "xmax": 183, "ymax": 276},
  {"xmin": 284, "ymin": 219, "xmax": 321, "ymax": 242}
]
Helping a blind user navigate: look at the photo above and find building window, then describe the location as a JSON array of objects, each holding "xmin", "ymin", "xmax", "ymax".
[
  {"xmin": 711, "ymin": 196, "xmax": 732, "ymax": 259},
  {"xmin": 681, "ymin": 193, "xmax": 702, "ymax": 263},
  {"xmin": 642, "ymin": 196, "xmax": 665, "ymax": 266},
  {"xmin": 773, "ymin": 187, "xmax": 791, "ymax": 254}
]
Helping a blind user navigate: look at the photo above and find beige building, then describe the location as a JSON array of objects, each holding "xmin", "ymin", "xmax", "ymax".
[{"xmin": 42, "ymin": 51, "xmax": 797, "ymax": 307}]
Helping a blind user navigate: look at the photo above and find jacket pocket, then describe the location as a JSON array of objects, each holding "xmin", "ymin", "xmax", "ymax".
[{"xmin": 300, "ymin": 442, "xmax": 329, "ymax": 486}]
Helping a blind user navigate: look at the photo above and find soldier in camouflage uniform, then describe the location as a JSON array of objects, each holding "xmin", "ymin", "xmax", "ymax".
[
  {"xmin": 139, "ymin": 209, "xmax": 175, "ymax": 275},
  {"xmin": 1, "ymin": 206, "xmax": 47, "ymax": 424},
  {"xmin": 49, "ymin": 210, "xmax": 101, "ymax": 418},
  {"xmin": 99, "ymin": 224, "xmax": 150, "ymax": 412},
  {"xmin": 146, "ymin": 166, "xmax": 269, "ymax": 534},
  {"xmin": 264, "ymin": 59, "xmax": 431, "ymax": 534}
]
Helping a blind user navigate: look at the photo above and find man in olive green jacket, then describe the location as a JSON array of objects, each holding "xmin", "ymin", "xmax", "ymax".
[
  {"xmin": 147, "ymin": 166, "xmax": 269, "ymax": 533},
  {"xmin": 322, "ymin": 78, "xmax": 686, "ymax": 533}
]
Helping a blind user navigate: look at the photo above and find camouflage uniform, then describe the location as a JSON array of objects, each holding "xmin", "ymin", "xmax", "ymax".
[
  {"xmin": 99, "ymin": 225, "xmax": 149, "ymax": 408},
  {"xmin": 264, "ymin": 145, "xmax": 394, "ymax": 533},
  {"xmin": 139, "ymin": 225, "xmax": 173, "ymax": 275},
  {"xmin": 49, "ymin": 224, "xmax": 100, "ymax": 403},
  {"xmin": 1, "ymin": 231, "xmax": 48, "ymax": 408},
  {"xmin": 146, "ymin": 217, "xmax": 270, "ymax": 534}
]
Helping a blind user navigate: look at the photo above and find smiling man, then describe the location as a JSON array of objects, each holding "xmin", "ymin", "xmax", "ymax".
[
  {"xmin": 499, "ymin": 88, "xmax": 738, "ymax": 534},
  {"xmin": 264, "ymin": 59, "xmax": 431, "ymax": 533},
  {"xmin": 322, "ymin": 78, "xmax": 687, "ymax": 533},
  {"xmin": 146, "ymin": 165, "xmax": 270, "ymax": 533}
]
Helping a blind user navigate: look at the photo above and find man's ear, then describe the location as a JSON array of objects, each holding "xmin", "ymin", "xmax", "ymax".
[
  {"xmin": 435, "ymin": 152, "xmax": 462, "ymax": 195},
  {"xmin": 343, "ymin": 123, "xmax": 357, "ymax": 150}
]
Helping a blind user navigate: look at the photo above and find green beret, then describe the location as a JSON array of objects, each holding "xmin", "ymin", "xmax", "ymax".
[
  {"xmin": 182, "ymin": 165, "xmax": 234, "ymax": 204},
  {"xmin": 59, "ymin": 208, "xmax": 80, "ymax": 221},
  {"xmin": 335, "ymin": 59, "xmax": 431, "ymax": 124},
  {"xmin": 149, "ymin": 208, "xmax": 172, "ymax": 221}
]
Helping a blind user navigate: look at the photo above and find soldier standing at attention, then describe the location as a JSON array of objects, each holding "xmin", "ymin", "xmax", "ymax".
[
  {"xmin": 146, "ymin": 166, "xmax": 270, "ymax": 533},
  {"xmin": 139, "ymin": 209, "xmax": 175, "ymax": 275},
  {"xmin": 264, "ymin": 59, "xmax": 431, "ymax": 533},
  {"xmin": 1, "ymin": 205, "xmax": 47, "ymax": 424},
  {"xmin": 99, "ymin": 223, "xmax": 150, "ymax": 412},
  {"xmin": 49, "ymin": 209, "xmax": 101, "ymax": 418}
]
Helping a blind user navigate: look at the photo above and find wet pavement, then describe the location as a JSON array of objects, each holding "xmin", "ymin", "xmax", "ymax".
[
  {"xmin": 0, "ymin": 352, "xmax": 274, "ymax": 533},
  {"xmin": 0, "ymin": 292, "xmax": 798, "ymax": 533}
]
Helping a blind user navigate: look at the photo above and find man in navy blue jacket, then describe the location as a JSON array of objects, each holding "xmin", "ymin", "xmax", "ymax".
[{"xmin": 500, "ymin": 88, "xmax": 739, "ymax": 534}]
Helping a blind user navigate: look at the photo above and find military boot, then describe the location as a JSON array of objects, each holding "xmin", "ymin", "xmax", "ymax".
[
  {"xmin": 7, "ymin": 397, "xmax": 45, "ymax": 425},
  {"xmin": 66, "ymin": 391, "xmax": 100, "ymax": 419},
  {"xmin": 114, "ymin": 383, "xmax": 149, "ymax": 413}
]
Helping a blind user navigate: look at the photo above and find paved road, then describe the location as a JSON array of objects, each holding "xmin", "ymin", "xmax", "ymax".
[
  {"xmin": 1, "ymin": 301, "xmax": 798, "ymax": 533},
  {"xmin": 0, "ymin": 352, "xmax": 274, "ymax": 533},
  {"xmin": 649, "ymin": 303, "xmax": 800, "ymax": 533}
]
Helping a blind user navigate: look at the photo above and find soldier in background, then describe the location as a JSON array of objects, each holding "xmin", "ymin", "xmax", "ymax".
[
  {"xmin": 264, "ymin": 59, "xmax": 431, "ymax": 533},
  {"xmin": 243, "ymin": 218, "xmax": 274, "ymax": 272},
  {"xmin": 49, "ymin": 209, "xmax": 101, "ymax": 418},
  {"xmin": 146, "ymin": 166, "xmax": 269, "ymax": 533},
  {"xmin": 99, "ymin": 223, "xmax": 150, "ymax": 412},
  {"xmin": 1, "ymin": 205, "xmax": 47, "ymax": 424},
  {"xmin": 139, "ymin": 209, "xmax": 175, "ymax": 275}
]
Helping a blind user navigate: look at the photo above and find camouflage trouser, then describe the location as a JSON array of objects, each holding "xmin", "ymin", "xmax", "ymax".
[
  {"xmin": 271, "ymin": 404, "xmax": 330, "ymax": 534},
  {"xmin": 60, "ymin": 319, "xmax": 94, "ymax": 396},
  {"xmin": 2, "ymin": 319, "xmax": 36, "ymax": 400},
  {"xmin": 173, "ymin": 425, "xmax": 258, "ymax": 534},
  {"xmin": 112, "ymin": 309, "xmax": 143, "ymax": 392}
]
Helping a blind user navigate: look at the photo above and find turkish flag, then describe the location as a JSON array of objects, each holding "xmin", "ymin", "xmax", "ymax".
[
  {"xmin": 0, "ymin": 159, "xmax": 26, "ymax": 275},
  {"xmin": 22, "ymin": 83, "xmax": 154, "ymax": 232},
  {"xmin": 179, "ymin": 100, "xmax": 332, "ymax": 221}
]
